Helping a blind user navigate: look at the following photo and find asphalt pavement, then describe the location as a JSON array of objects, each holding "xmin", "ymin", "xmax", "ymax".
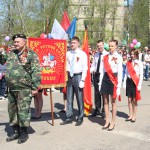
[{"xmin": 0, "ymin": 80, "xmax": 150, "ymax": 150}]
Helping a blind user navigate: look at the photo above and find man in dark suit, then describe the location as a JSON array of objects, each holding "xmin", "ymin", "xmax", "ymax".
[{"xmin": 90, "ymin": 40, "xmax": 108, "ymax": 118}]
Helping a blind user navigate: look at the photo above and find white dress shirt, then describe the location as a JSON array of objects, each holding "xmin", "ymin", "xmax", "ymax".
[
  {"xmin": 90, "ymin": 49, "xmax": 109, "ymax": 73},
  {"xmin": 138, "ymin": 53, "xmax": 144, "ymax": 62},
  {"xmin": 66, "ymin": 48, "xmax": 88, "ymax": 81},
  {"xmin": 124, "ymin": 59, "xmax": 143, "ymax": 87},
  {"xmin": 144, "ymin": 54, "xmax": 150, "ymax": 66},
  {"xmin": 100, "ymin": 51, "xmax": 123, "ymax": 88}
]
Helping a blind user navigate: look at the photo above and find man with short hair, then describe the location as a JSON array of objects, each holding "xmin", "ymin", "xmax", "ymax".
[
  {"xmin": 5, "ymin": 34, "xmax": 41, "ymax": 144},
  {"xmin": 90, "ymin": 40, "xmax": 108, "ymax": 118},
  {"xmin": 60, "ymin": 36, "xmax": 88, "ymax": 126},
  {"xmin": 144, "ymin": 49, "xmax": 150, "ymax": 81}
]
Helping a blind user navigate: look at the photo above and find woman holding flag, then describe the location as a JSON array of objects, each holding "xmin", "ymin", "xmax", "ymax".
[
  {"xmin": 100, "ymin": 40, "xmax": 122, "ymax": 131},
  {"xmin": 123, "ymin": 49, "xmax": 143, "ymax": 122}
]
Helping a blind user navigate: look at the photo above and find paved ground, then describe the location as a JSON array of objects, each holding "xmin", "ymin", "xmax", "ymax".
[{"xmin": 0, "ymin": 81, "xmax": 150, "ymax": 150}]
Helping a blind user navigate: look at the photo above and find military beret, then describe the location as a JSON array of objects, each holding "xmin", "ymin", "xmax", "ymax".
[{"xmin": 12, "ymin": 34, "xmax": 26, "ymax": 41}]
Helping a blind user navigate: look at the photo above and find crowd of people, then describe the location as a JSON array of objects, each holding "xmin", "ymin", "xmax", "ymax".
[
  {"xmin": 90, "ymin": 45, "xmax": 150, "ymax": 83},
  {"xmin": 0, "ymin": 33, "xmax": 149, "ymax": 144}
]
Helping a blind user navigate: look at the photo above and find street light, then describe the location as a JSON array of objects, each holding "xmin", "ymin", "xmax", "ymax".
[{"xmin": 124, "ymin": 0, "xmax": 130, "ymax": 45}]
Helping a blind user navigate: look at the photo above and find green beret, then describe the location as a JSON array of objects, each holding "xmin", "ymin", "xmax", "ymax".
[{"xmin": 12, "ymin": 34, "xmax": 26, "ymax": 41}]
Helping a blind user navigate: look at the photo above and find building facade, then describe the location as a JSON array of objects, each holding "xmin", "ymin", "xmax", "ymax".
[{"xmin": 68, "ymin": 0, "xmax": 125, "ymax": 44}]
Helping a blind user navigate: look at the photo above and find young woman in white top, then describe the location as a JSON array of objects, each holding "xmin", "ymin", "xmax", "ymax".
[
  {"xmin": 100, "ymin": 40, "xmax": 122, "ymax": 131},
  {"xmin": 123, "ymin": 49, "xmax": 143, "ymax": 122}
]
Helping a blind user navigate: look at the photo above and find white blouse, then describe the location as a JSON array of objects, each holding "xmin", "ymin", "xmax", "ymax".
[
  {"xmin": 124, "ymin": 59, "xmax": 143, "ymax": 87},
  {"xmin": 100, "ymin": 51, "xmax": 123, "ymax": 88}
]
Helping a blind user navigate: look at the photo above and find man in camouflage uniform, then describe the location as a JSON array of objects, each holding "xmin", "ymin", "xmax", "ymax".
[{"xmin": 5, "ymin": 34, "xmax": 41, "ymax": 144}]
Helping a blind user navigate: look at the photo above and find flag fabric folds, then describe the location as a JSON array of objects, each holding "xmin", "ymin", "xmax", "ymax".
[
  {"xmin": 51, "ymin": 19, "xmax": 68, "ymax": 40},
  {"xmin": 61, "ymin": 10, "xmax": 70, "ymax": 31},
  {"xmin": 66, "ymin": 17, "xmax": 77, "ymax": 39},
  {"xmin": 82, "ymin": 30, "xmax": 92, "ymax": 116}
]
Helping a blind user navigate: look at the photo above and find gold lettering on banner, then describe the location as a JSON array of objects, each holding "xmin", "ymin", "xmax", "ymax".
[
  {"xmin": 42, "ymin": 76, "xmax": 56, "ymax": 81},
  {"xmin": 40, "ymin": 45, "xmax": 56, "ymax": 50}
]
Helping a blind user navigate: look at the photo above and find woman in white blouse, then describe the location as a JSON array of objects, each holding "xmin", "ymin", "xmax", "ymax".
[
  {"xmin": 123, "ymin": 49, "xmax": 143, "ymax": 122},
  {"xmin": 100, "ymin": 40, "xmax": 122, "ymax": 131}
]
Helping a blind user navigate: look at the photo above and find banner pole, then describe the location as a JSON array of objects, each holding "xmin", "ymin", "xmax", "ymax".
[
  {"xmin": 50, "ymin": 88, "xmax": 54, "ymax": 126},
  {"xmin": 45, "ymin": 15, "xmax": 54, "ymax": 126}
]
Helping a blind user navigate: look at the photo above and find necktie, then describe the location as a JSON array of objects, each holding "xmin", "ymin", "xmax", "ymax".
[
  {"xmin": 96, "ymin": 52, "xmax": 102, "ymax": 73},
  {"xmin": 70, "ymin": 51, "xmax": 75, "ymax": 77}
]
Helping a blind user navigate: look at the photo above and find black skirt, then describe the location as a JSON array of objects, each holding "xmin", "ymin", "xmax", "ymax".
[
  {"xmin": 100, "ymin": 72, "xmax": 117, "ymax": 95},
  {"xmin": 126, "ymin": 77, "xmax": 136, "ymax": 98}
]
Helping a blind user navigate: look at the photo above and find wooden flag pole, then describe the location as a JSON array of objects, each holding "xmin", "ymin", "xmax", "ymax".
[
  {"xmin": 46, "ymin": 15, "xmax": 54, "ymax": 126},
  {"xmin": 50, "ymin": 88, "xmax": 54, "ymax": 126}
]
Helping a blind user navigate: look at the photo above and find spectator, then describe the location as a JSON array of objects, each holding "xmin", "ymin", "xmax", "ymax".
[
  {"xmin": 0, "ymin": 45, "xmax": 7, "ymax": 100},
  {"xmin": 144, "ymin": 49, "xmax": 150, "ymax": 80},
  {"xmin": 122, "ymin": 54, "xmax": 127, "ymax": 82},
  {"xmin": 32, "ymin": 89, "xmax": 43, "ymax": 119}
]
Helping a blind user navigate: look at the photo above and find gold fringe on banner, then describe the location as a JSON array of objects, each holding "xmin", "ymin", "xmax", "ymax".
[{"xmin": 40, "ymin": 83, "xmax": 66, "ymax": 89}]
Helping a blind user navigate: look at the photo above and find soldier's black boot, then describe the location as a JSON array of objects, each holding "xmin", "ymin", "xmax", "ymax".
[
  {"xmin": 6, "ymin": 125, "xmax": 20, "ymax": 142},
  {"xmin": 18, "ymin": 127, "xmax": 29, "ymax": 144}
]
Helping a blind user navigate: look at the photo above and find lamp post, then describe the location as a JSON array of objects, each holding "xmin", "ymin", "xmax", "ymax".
[
  {"xmin": 127, "ymin": 0, "xmax": 130, "ymax": 45},
  {"xmin": 124, "ymin": 0, "xmax": 130, "ymax": 46}
]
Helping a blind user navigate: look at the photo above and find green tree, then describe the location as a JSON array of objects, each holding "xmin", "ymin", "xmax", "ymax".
[
  {"xmin": 129, "ymin": 0, "xmax": 149, "ymax": 47},
  {"xmin": 0, "ymin": 0, "xmax": 71, "ymax": 42}
]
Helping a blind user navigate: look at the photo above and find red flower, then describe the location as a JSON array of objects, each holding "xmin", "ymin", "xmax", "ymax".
[
  {"xmin": 134, "ymin": 62, "xmax": 139, "ymax": 66},
  {"xmin": 111, "ymin": 57, "xmax": 117, "ymax": 64}
]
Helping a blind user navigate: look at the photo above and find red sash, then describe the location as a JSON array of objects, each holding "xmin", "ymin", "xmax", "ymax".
[
  {"xmin": 103, "ymin": 55, "xmax": 121, "ymax": 101},
  {"xmin": 43, "ymin": 89, "xmax": 48, "ymax": 96},
  {"xmin": 126, "ymin": 61, "xmax": 141, "ymax": 101}
]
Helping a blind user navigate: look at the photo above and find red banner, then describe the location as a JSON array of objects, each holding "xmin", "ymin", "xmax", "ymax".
[
  {"xmin": 28, "ymin": 38, "xmax": 67, "ymax": 88},
  {"xmin": 82, "ymin": 30, "xmax": 92, "ymax": 116}
]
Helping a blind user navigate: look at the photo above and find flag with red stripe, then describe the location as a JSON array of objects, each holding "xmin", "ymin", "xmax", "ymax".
[{"xmin": 82, "ymin": 29, "xmax": 92, "ymax": 116}]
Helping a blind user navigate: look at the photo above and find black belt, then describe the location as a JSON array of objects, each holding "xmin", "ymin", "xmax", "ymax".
[
  {"xmin": 69, "ymin": 72, "xmax": 82, "ymax": 76},
  {"xmin": 74, "ymin": 72, "xmax": 82, "ymax": 76}
]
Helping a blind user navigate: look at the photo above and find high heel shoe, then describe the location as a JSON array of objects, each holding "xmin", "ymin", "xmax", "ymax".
[
  {"xmin": 102, "ymin": 123, "xmax": 110, "ymax": 130},
  {"xmin": 131, "ymin": 119, "xmax": 136, "ymax": 123},
  {"xmin": 125, "ymin": 118, "xmax": 132, "ymax": 121},
  {"xmin": 107, "ymin": 124, "xmax": 115, "ymax": 131}
]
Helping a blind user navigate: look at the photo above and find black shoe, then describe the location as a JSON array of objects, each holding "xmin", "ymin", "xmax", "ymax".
[
  {"xmin": 107, "ymin": 125, "xmax": 115, "ymax": 131},
  {"xmin": 102, "ymin": 123, "xmax": 110, "ymax": 130},
  {"xmin": 59, "ymin": 109, "xmax": 66, "ymax": 113},
  {"xmin": 6, "ymin": 125, "xmax": 20, "ymax": 142},
  {"xmin": 4, "ymin": 94, "xmax": 8, "ymax": 98},
  {"xmin": 131, "ymin": 119, "xmax": 136, "ymax": 123},
  {"xmin": 90, "ymin": 110, "xmax": 100, "ymax": 117},
  {"xmin": 60, "ymin": 119, "xmax": 72, "ymax": 125},
  {"xmin": 31, "ymin": 116, "xmax": 41, "ymax": 120},
  {"xmin": 125, "ymin": 118, "xmax": 132, "ymax": 121},
  {"xmin": 6, "ymin": 133, "xmax": 19, "ymax": 142},
  {"xmin": 75, "ymin": 120, "xmax": 83, "ymax": 126},
  {"xmin": 17, "ymin": 127, "xmax": 29, "ymax": 144}
]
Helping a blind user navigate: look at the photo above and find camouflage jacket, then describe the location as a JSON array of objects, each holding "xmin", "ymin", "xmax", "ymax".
[{"xmin": 5, "ymin": 47, "xmax": 41, "ymax": 90}]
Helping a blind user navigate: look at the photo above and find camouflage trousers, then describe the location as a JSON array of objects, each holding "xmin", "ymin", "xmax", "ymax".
[{"xmin": 8, "ymin": 89, "xmax": 32, "ymax": 127}]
